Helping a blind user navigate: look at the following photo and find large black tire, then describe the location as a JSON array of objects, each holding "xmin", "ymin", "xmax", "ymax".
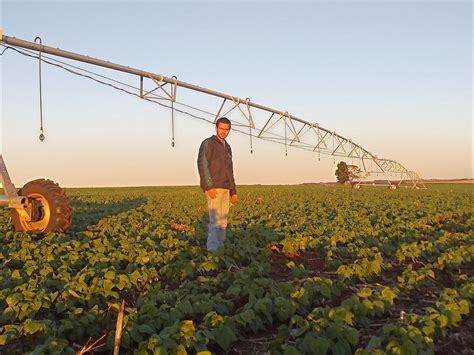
[{"xmin": 11, "ymin": 179, "xmax": 72, "ymax": 233}]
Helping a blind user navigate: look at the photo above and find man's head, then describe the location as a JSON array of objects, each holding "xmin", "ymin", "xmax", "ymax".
[{"xmin": 215, "ymin": 117, "xmax": 231, "ymax": 140}]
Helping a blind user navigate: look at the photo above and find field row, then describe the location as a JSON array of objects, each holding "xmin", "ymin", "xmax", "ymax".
[{"xmin": 0, "ymin": 184, "xmax": 472, "ymax": 354}]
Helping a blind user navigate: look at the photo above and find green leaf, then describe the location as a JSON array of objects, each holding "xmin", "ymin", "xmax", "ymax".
[
  {"xmin": 320, "ymin": 284, "xmax": 331, "ymax": 298},
  {"xmin": 194, "ymin": 301, "xmax": 213, "ymax": 315},
  {"xmin": 422, "ymin": 325, "xmax": 434, "ymax": 336},
  {"xmin": 284, "ymin": 345, "xmax": 301, "ymax": 355},
  {"xmin": 177, "ymin": 300, "xmax": 193, "ymax": 315},
  {"xmin": 345, "ymin": 311, "xmax": 354, "ymax": 326},
  {"xmin": 366, "ymin": 336, "xmax": 382, "ymax": 350},
  {"xmin": 446, "ymin": 310, "xmax": 462, "ymax": 325},
  {"xmin": 11, "ymin": 270, "xmax": 21, "ymax": 280},
  {"xmin": 358, "ymin": 288, "xmax": 373, "ymax": 298},
  {"xmin": 23, "ymin": 321, "xmax": 44, "ymax": 335},
  {"xmin": 200, "ymin": 258, "xmax": 219, "ymax": 272},
  {"xmin": 301, "ymin": 334, "xmax": 329, "ymax": 355},
  {"xmin": 459, "ymin": 299, "xmax": 470, "ymax": 315},
  {"xmin": 205, "ymin": 311, "xmax": 224, "ymax": 327},
  {"xmin": 314, "ymin": 338, "xmax": 330, "ymax": 355},
  {"xmin": 103, "ymin": 279, "xmax": 113, "ymax": 292},
  {"xmin": 362, "ymin": 299, "xmax": 374, "ymax": 310},
  {"xmin": 176, "ymin": 345, "xmax": 187, "ymax": 355},
  {"xmin": 381, "ymin": 288, "xmax": 396, "ymax": 303},
  {"xmin": 345, "ymin": 327, "xmax": 359, "ymax": 346},
  {"xmin": 130, "ymin": 270, "xmax": 141, "ymax": 286},
  {"xmin": 332, "ymin": 340, "xmax": 348, "ymax": 355},
  {"xmin": 6, "ymin": 293, "xmax": 23, "ymax": 307},
  {"xmin": 383, "ymin": 324, "xmax": 397, "ymax": 334},
  {"xmin": 291, "ymin": 288, "xmax": 305, "ymax": 300},
  {"xmin": 226, "ymin": 284, "xmax": 241, "ymax": 298},
  {"xmin": 23, "ymin": 291, "xmax": 36, "ymax": 300},
  {"xmin": 117, "ymin": 274, "xmax": 130, "ymax": 290},
  {"xmin": 130, "ymin": 328, "xmax": 143, "ymax": 343},
  {"xmin": 138, "ymin": 324, "xmax": 155, "ymax": 335},
  {"xmin": 213, "ymin": 325, "xmax": 236, "ymax": 351},
  {"xmin": 25, "ymin": 266, "xmax": 35, "ymax": 276},
  {"xmin": 401, "ymin": 340, "xmax": 417, "ymax": 355},
  {"xmin": 438, "ymin": 314, "xmax": 448, "ymax": 328},
  {"xmin": 32, "ymin": 300, "xmax": 42, "ymax": 311},
  {"xmin": 241, "ymin": 309, "xmax": 256, "ymax": 323},
  {"xmin": 274, "ymin": 297, "xmax": 296, "ymax": 321},
  {"xmin": 83, "ymin": 231, "xmax": 94, "ymax": 237},
  {"xmin": 105, "ymin": 270, "xmax": 115, "ymax": 280},
  {"xmin": 68, "ymin": 290, "xmax": 80, "ymax": 298},
  {"xmin": 255, "ymin": 298, "xmax": 272, "ymax": 314},
  {"xmin": 49, "ymin": 291, "xmax": 59, "ymax": 302}
]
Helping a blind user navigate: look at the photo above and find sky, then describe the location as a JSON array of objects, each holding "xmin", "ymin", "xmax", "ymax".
[{"xmin": 0, "ymin": 0, "xmax": 472, "ymax": 187}]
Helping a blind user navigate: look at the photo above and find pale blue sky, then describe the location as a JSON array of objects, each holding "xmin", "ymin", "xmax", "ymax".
[{"xmin": 1, "ymin": 1, "xmax": 472, "ymax": 187}]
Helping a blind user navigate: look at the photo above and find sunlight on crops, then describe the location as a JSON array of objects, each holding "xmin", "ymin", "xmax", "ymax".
[{"xmin": 0, "ymin": 184, "xmax": 473, "ymax": 353}]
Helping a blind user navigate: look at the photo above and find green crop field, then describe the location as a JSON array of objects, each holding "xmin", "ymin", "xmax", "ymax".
[{"xmin": 0, "ymin": 184, "xmax": 473, "ymax": 354}]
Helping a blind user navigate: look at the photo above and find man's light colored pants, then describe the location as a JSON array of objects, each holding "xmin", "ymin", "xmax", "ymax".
[{"xmin": 206, "ymin": 188, "xmax": 230, "ymax": 252}]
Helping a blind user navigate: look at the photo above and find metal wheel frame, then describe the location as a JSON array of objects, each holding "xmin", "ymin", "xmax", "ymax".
[{"xmin": 18, "ymin": 193, "xmax": 51, "ymax": 232}]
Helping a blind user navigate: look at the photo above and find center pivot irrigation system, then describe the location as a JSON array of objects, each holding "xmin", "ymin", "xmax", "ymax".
[{"xmin": 0, "ymin": 33, "xmax": 426, "ymax": 233}]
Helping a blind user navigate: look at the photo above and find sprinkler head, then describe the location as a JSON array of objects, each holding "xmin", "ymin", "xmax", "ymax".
[{"xmin": 39, "ymin": 133, "xmax": 45, "ymax": 142}]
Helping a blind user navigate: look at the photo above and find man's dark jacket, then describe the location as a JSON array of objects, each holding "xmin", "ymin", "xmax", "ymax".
[{"xmin": 197, "ymin": 135, "xmax": 237, "ymax": 196}]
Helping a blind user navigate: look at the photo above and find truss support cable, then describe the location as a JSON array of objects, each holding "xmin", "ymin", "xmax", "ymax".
[
  {"xmin": 332, "ymin": 133, "xmax": 335, "ymax": 164},
  {"xmin": 248, "ymin": 124, "xmax": 253, "ymax": 154},
  {"xmin": 171, "ymin": 100, "xmax": 175, "ymax": 147},
  {"xmin": 35, "ymin": 36, "xmax": 45, "ymax": 142},
  {"xmin": 171, "ymin": 76, "xmax": 177, "ymax": 147},
  {"xmin": 246, "ymin": 98, "xmax": 253, "ymax": 154}
]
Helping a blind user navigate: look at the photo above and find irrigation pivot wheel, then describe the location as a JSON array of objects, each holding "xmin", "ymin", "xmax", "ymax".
[{"xmin": 11, "ymin": 179, "xmax": 72, "ymax": 233}]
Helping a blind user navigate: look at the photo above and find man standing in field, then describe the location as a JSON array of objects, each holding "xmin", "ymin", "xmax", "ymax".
[{"xmin": 197, "ymin": 117, "xmax": 238, "ymax": 252}]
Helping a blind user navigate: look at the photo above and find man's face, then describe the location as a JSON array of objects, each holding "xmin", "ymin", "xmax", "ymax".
[{"xmin": 216, "ymin": 122, "xmax": 231, "ymax": 140}]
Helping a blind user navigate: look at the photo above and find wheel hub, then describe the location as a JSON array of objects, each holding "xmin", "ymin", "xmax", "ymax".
[{"xmin": 18, "ymin": 193, "xmax": 51, "ymax": 232}]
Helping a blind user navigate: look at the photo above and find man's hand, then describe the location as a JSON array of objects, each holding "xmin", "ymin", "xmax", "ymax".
[
  {"xmin": 231, "ymin": 194, "xmax": 238, "ymax": 204},
  {"xmin": 207, "ymin": 188, "xmax": 217, "ymax": 199}
]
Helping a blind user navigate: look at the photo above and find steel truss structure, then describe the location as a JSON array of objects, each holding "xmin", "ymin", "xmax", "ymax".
[{"xmin": 0, "ymin": 33, "xmax": 426, "ymax": 189}]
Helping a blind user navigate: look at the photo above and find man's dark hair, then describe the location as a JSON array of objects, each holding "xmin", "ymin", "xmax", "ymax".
[{"xmin": 216, "ymin": 117, "xmax": 231, "ymax": 128}]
